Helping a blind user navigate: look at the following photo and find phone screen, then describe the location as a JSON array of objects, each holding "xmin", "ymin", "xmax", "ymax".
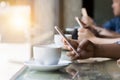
[{"xmin": 54, "ymin": 26, "xmax": 79, "ymax": 56}]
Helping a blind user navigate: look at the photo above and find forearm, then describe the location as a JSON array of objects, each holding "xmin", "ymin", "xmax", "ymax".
[
  {"xmin": 89, "ymin": 37, "xmax": 120, "ymax": 44},
  {"xmin": 92, "ymin": 25, "xmax": 120, "ymax": 38},
  {"xmin": 95, "ymin": 43, "xmax": 120, "ymax": 59},
  {"xmin": 99, "ymin": 29, "xmax": 120, "ymax": 38}
]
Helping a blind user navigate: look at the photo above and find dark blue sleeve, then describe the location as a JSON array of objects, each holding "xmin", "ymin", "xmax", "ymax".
[{"xmin": 103, "ymin": 19, "xmax": 115, "ymax": 31}]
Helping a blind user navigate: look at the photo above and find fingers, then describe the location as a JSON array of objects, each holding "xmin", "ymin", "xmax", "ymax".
[
  {"xmin": 67, "ymin": 51, "xmax": 79, "ymax": 61},
  {"xmin": 78, "ymin": 29, "xmax": 89, "ymax": 38},
  {"xmin": 62, "ymin": 38, "xmax": 73, "ymax": 50},
  {"xmin": 66, "ymin": 39, "xmax": 94, "ymax": 60},
  {"xmin": 81, "ymin": 15, "xmax": 94, "ymax": 27},
  {"xmin": 80, "ymin": 19, "xmax": 86, "ymax": 25},
  {"xmin": 78, "ymin": 28, "xmax": 87, "ymax": 36},
  {"xmin": 78, "ymin": 39, "xmax": 91, "ymax": 50},
  {"xmin": 62, "ymin": 38, "xmax": 71, "ymax": 45},
  {"xmin": 62, "ymin": 38, "xmax": 78, "ymax": 50},
  {"xmin": 78, "ymin": 28, "xmax": 94, "ymax": 40},
  {"xmin": 71, "ymin": 54, "xmax": 79, "ymax": 61},
  {"xmin": 78, "ymin": 27, "xmax": 90, "ymax": 32},
  {"xmin": 81, "ymin": 16, "xmax": 88, "ymax": 25},
  {"xmin": 67, "ymin": 51, "xmax": 76, "ymax": 57},
  {"xmin": 78, "ymin": 28, "xmax": 85, "ymax": 32},
  {"xmin": 62, "ymin": 38, "xmax": 67, "ymax": 45},
  {"xmin": 64, "ymin": 45, "xmax": 72, "ymax": 50}
]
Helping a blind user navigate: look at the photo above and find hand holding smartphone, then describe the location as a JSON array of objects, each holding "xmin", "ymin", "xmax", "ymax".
[
  {"xmin": 75, "ymin": 8, "xmax": 88, "ymax": 28},
  {"xmin": 54, "ymin": 26, "xmax": 79, "ymax": 56}
]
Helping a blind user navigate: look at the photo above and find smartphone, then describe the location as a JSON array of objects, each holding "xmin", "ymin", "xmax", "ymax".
[
  {"xmin": 81, "ymin": 8, "xmax": 88, "ymax": 17},
  {"xmin": 75, "ymin": 17, "xmax": 84, "ymax": 28},
  {"xmin": 54, "ymin": 26, "xmax": 79, "ymax": 56}
]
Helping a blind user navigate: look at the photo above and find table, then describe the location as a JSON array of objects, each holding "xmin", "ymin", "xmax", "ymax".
[
  {"xmin": 11, "ymin": 51, "xmax": 120, "ymax": 80},
  {"xmin": 0, "ymin": 43, "xmax": 31, "ymax": 80}
]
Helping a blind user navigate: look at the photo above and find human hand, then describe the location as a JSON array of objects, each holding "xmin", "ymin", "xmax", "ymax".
[
  {"xmin": 67, "ymin": 39, "xmax": 95, "ymax": 60},
  {"xmin": 62, "ymin": 39, "xmax": 78, "ymax": 50},
  {"xmin": 81, "ymin": 16, "xmax": 95, "ymax": 27},
  {"xmin": 78, "ymin": 28, "xmax": 96, "ymax": 42}
]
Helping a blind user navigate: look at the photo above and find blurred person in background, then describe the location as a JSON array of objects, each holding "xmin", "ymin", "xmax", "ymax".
[
  {"xmin": 72, "ymin": 0, "xmax": 120, "ymax": 42},
  {"xmin": 64, "ymin": 0, "xmax": 120, "ymax": 62}
]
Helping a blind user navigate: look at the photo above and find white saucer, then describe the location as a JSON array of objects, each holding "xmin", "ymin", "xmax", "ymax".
[{"xmin": 24, "ymin": 60, "xmax": 71, "ymax": 71}]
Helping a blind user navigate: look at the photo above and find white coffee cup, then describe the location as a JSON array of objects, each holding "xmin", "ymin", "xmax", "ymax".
[
  {"xmin": 54, "ymin": 34, "xmax": 72, "ymax": 47},
  {"xmin": 33, "ymin": 44, "xmax": 61, "ymax": 65}
]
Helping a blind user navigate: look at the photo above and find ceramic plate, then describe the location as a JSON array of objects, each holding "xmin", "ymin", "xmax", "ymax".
[{"xmin": 24, "ymin": 60, "xmax": 71, "ymax": 71}]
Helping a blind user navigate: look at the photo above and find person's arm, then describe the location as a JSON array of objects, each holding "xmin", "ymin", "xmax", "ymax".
[
  {"xmin": 67, "ymin": 39, "xmax": 120, "ymax": 60},
  {"xmin": 94, "ymin": 43, "xmax": 120, "ymax": 59},
  {"xmin": 78, "ymin": 27, "xmax": 120, "ymax": 44},
  {"xmin": 91, "ymin": 25, "xmax": 120, "ymax": 38},
  {"xmin": 81, "ymin": 16, "xmax": 120, "ymax": 38},
  {"xmin": 89, "ymin": 36, "xmax": 120, "ymax": 44}
]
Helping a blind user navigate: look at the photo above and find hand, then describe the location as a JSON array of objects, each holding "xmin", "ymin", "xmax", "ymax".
[
  {"xmin": 67, "ymin": 39, "xmax": 95, "ymax": 60},
  {"xmin": 62, "ymin": 39, "xmax": 78, "ymax": 50},
  {"xmin": 81, "ymin": 16, "xmax": 95, "ymax": 27},
  {"xmin": 78, "ymin": 28, "xmax": 96, "ymax": 42}
]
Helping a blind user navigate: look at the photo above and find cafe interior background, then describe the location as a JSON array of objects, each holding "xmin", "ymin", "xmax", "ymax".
[{"xmin": 0, "ymin": 0, "xmax": 114, "ymax": 79}]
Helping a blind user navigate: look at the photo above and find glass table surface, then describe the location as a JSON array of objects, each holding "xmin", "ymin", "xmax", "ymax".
[{"xmin": 11, "ymin": 51, "xmax": 120, "ymax": 80}]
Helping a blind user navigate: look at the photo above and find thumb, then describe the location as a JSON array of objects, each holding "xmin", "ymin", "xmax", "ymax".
[
  {"xmin": 80, "ymin": 19, "xmax": 86, "ymax": 26},
  {"xmin": 77, "ymin": 39, "xmax": 92, "ymax": 50}
]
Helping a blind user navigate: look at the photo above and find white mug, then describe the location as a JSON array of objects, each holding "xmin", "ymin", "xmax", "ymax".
[
  {"xmin": 33, "ymin": 44, "xmax": 61, "ymax": 65},
  {"xmin": 54, "ymin": 34, "xmax": 72, "ymax": 47}
]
